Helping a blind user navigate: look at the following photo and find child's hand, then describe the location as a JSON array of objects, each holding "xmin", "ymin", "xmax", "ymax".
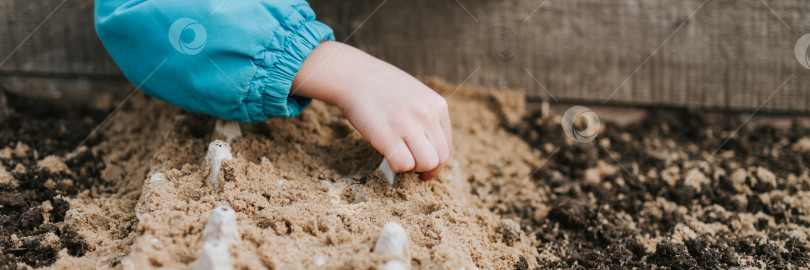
[{"xmin": 293, "ymin": 41, "xmax": 452, "ymax": 180}]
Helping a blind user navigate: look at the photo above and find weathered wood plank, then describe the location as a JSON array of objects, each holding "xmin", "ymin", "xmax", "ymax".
[
  {"xmin": 0, "ymin": 0, "xmax": 126, "ymax": 100},
  {"xmin": 1, "ymin": 0, "xmax": 808, "ymax": 113},
  {"xmin": 0, "ymin": 0, "xmax": 119, "ymax": 75},
  {"xmin": 313, "ymin": 0, "xmax": 810, "ymax": 113}
]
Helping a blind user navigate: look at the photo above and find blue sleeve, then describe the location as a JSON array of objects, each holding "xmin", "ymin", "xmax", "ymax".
[{"xmin": 95, "ymin": 0, "xmax": 335, "ymax": 122}]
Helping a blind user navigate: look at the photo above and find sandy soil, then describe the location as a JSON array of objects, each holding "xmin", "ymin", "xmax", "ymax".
[{"xmin": 44, "ymin": 79, "xmax": 544, "ymax": 269}]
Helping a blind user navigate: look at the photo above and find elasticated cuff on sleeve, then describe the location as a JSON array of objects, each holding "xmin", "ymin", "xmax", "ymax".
[{"xmin": 247, "ymin": 19, "xmax": 335, "ymax": 122}]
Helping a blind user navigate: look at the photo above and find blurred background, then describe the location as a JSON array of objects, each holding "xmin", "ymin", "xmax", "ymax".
[{"xmin": 1, "ymin": 0, "xmax": 808, "ymax": 113}]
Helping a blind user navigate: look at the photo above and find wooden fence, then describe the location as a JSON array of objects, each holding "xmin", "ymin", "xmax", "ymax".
[{"xmin": 2, "ymin": 0, "xmax": 809, "ymax": 113}]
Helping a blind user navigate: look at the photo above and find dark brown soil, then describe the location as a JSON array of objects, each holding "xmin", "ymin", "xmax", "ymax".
[
  {"xmin": 0, "ymin": 91, "xmax": 110, "ymax": 269},
  {"xmin": 505, "ymin": 109, "xmax": 810, "ymax": 269}
]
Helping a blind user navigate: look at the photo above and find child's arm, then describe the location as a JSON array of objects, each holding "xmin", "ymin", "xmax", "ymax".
[
  {"xmin": 292, "ymin": 41, "xmax": 451, "ymax": 181},
  {"xmin": 95, "ymin": 0, "xmax": 334, "ymax": 122},
  {"xmin": 95, "ymin": 0, "xmax": 450, "ymax": 180}
]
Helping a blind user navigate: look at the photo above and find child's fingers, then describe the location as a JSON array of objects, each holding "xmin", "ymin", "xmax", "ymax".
[
  {"xmin": 420, "ymin": 167, "xmax": 442, "ymax": 181},
  {"xmin": 367, "ymin": 128, "xmax": 415, "ymax": 173},
  {"xmin": 382, "ymin": 139, "xmax": 416, "ymax": 173},
  {"xmin": 405, "ymin": 133, "xmax": 439, "ymax": 173},
  {"xmin": 428, "ymin": 125, "xmax": 450, "ymax": 167},
  {"xmin": 419, "ymin": 125, "xmax": 448, "ymax": 181}
]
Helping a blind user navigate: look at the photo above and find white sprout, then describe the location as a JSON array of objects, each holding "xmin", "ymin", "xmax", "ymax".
[
  {"xmin": 377, "ymin": 158, "xmax": 396, "ymax": 185},
  {"xmin": 149, "ymin": 172, "xmax": 166, "ymax": 183},
  {"xmin": 374, "ymin": 222, "xmax": 409, "ymax": 267},
  {"xmin": 136, "ymin": 172, "xmax": 166, "ymax": 222},
  {"xmin": 204, "ymin": 140, "xmax": 233, "ymax": 187},
  {"xmin": 194, "ymin": 206, "xmax": 239, "ymax": 270},
  {"xmin": 202, "ymin": 206, "xmax": 240, "ymax": 245},
  {"xmin": 314, "ymin": 256, "xmax": 326, "ymax": 267},
  {"xmin": 380, "ymin": 261, "xmax": 409, "ymax": 270},
  {"xmin": 214, "ymin": 120, "xmax": 242, "ymax": 144},
  {"xmin": 193, "ymin": 241, "xmax": 233, "ymax": 270}
]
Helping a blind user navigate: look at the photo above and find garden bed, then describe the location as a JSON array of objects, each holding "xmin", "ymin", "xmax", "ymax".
[{"xmin": 0, "ymin": 80, "xmax": 808, "ymax": 269}]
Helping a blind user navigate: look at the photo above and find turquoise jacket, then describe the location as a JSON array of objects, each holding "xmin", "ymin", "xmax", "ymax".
[{"xmin": 95, "ymin": 0, "xmax": 334, "ymax": 122}]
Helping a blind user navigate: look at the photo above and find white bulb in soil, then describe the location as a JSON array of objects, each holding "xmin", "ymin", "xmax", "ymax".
[
  {"xmin": 195, "ymin": 206, "xmax": 239, "ymax": 270},
  {"xmin": 374, "ymin": 222, "xmax": 409, "ymax": 262},
  {"xmin": 377, "ymin": 158, "xmax": 396, "ymax": 185},
  {"xmin": 193, "ymin": 241, "xmax": 233, "ymax": 270},
  {"xmin": 380, "ymin": 261, "xmax": 409, "ymax": 270},
  {"xmin": 149, "ymin": 172, "xmax": 166, "ymax": 183},
  {"xmin": 202, "ymin": 206, "xmax": 240, "ymax": 245},
  {"xmin": 204, "ymin": 140, "xmax": 233, "ymax": 187},
  {"xmin": 314, "ymin": 256, "xmax": 326, "ymax": 267},
  {"xmin": 214, "ymin": 120, "xmax": 242, "ymax": 143},
  {"xmin": 137, "ymin": 172, "xmax": 166, "ymax": 222}
]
